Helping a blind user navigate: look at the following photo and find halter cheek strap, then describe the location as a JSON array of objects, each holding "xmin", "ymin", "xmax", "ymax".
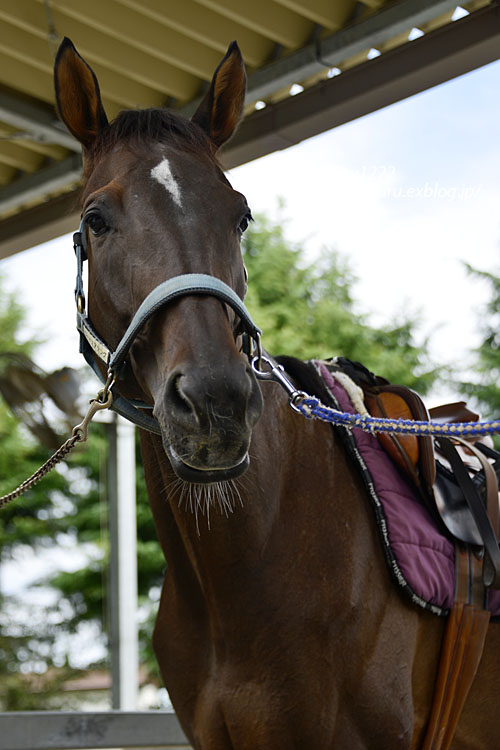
[{"xmin": 73, "ymin": 221, "xmax": 262, "ymax": 434}]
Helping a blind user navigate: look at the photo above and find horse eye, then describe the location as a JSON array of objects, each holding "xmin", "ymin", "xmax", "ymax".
[
  {"xmin": 85, "ymin": 211, "xmax": 108, "ymax": 237},
  {"xmin": 238, "ymin": 212, "xmax": 252, "ymax": 235}
]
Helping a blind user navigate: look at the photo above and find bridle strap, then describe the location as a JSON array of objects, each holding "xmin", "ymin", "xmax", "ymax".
[
  {"xmin": 73, "ymin": 223, "xmax": 261, "ymax": 434},
  {"xmin": 80, "ymin": 344, "xmax": 163, "ymax": 434},
  {"xmin": 109, "ymin": 273, "xmax": 261, "ymax": 373}
]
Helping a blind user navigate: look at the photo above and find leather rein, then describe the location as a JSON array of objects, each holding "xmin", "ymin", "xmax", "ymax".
[{"xmin": 73, "ymin": 219, "xmax": 263, "ymax": 434}]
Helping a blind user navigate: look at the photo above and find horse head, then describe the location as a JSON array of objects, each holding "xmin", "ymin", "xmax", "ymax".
[{"xmin": 54, "ymin": 38, "xmax": 263, "ymax": 484}]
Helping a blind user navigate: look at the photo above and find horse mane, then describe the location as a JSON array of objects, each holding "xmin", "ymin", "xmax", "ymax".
[{"xmin": 88, "ymin": 107, "xmax": 219, "ymax": 166}]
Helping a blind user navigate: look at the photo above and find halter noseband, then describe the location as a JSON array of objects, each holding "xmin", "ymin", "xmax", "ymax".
[{"xmin": 73, "ymin": 219, "xmax": 262, "ymax": 434}]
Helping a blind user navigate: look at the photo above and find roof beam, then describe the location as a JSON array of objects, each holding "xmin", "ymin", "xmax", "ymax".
[
  {"xmin": 45, "ymin": 0, "xmax": 223, "ymax": 82},
  {"xmin": 0, "ymin": 154, "xmax": 81, "ymax": 219},
  {"xmin": 0, "ymin": 0, "xmax": 198, "ymax": 106},
  {"xmin": 221, "ymin": 3, "xmax": 500, "ymax": 167},
  {"xmin": 360, "ymin": 0, "xmax": 386, "ymax": 8},
  {"xmin": 114, "ymin": 0, "xmax": 275, "ymax": 68},
  {"xmin": 0, "ymin": 189, "xmax": 79, "ymax": 260},
  {"xmin": 179, "ymin": 0, "xmax": 461, "ymax": 117},
  {"xmin": 194, "ymin": 0, "xmax": 314, "ymax": 49},
  {"xmin": 272, "ymin": 0, "xmax": 354, "ymax": 31},
  {"xmin": 37, "ymin": 0, "xmax": 199, "ymax": 101},
  {"xmin": 0, "ymin": 125, "xmax": 69, "ymax": 160},
  {"xmin": 246, "ymin": 0, "xmax": 462, "ymax": 101},
  {"xmin": 0, "ymin": 90, "xmax": 78, "ymax": 151},
  {"xmin": 0, "ymin": 163, "xmax": 16, "ymax": 187},
  {"xmin": 0, "ymin": 141, "xmax": 44, "ymax": 173},
  {"xmin": 2, "ymin": 1, "xmax": 498, "ymax": 256}
]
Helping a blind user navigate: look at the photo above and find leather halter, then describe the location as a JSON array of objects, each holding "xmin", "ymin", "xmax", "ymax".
[{"xmin": 73, "ymin": 219, "xmax": 262, "ymax": 434}]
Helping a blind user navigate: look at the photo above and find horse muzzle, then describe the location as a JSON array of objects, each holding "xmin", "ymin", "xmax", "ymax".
[
  {"xmin": 154, "ymin": 361, "xmax": 262, "ymax": 484},
  {"xmin": 165, "ymin": 443, "xmax": 250, "ymax": 483}
]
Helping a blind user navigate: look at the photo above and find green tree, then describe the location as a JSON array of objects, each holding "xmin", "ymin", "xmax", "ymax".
[
  {"xmin": 48, "ymin": 431, "xmax": 164, "ymax": 679},
  {"xmin": 0, "ymin": 278, "xmax": 83, "ymax": 708},
  {"xmin": 460, "ymin": 263, "xmax": 500, "ymax": 418},
  {"xmin": 243, "ymin": 213, "xmax": 439, "ymax": 393},
  {"xmin": 0, "ymin": 266, "xmax": 163, "ymax": 682}
]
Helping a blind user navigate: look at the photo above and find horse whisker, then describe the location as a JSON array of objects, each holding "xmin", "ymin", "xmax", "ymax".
[{"xmin": 164, "ymin": 477, "xmax": 245, "ymax": 532}]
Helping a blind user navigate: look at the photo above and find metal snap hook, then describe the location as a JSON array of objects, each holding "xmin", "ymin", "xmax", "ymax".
[
  {"xmin": 251, "ymin": 354, "xmax": 308, "ymax": 412},
  {"xmin": 72, "ymin": 371, "xmax": 116, "ymax": 442}
]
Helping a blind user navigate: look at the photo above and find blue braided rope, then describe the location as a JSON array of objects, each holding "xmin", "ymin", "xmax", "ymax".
[{"xmin": 296, "ymin": 397, "xmax": 500, "ymax": 437}]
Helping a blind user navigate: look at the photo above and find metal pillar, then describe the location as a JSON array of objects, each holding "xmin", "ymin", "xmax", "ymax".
[{"xmin": 107, "ymin": 415, "xmax": 138, "ymax": 710}]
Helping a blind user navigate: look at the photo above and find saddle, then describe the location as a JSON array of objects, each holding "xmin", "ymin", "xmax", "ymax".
[
  {"xmin": 372, "ymin": 393, "xmax": 500, "ymax": 588},
  {"xmin": 330, "ymin": 357, "xmax": 500, "ymax": 590},
  {"xmin": 325, "ymin": 358, "xmax": 500, "ymax": 749}
]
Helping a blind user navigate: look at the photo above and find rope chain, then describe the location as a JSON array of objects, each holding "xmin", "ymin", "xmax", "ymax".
[
  {"xmin": 4, "ymin": 349, "xmax": 500, "ymax": 509},
  {"xmin": 295, "ymin": 397, "xmax": 500, "ymax": 438},
  {"xmin": 0, "ymin": 432, "xmax": 82, "ymax": 509},
  {"xmin": 0, "ymin": 380, "xmax": 114, "ymax": 510},
  {"xmin": 251, "ymin": 356, "xmax": 500, "ymax": 438}
]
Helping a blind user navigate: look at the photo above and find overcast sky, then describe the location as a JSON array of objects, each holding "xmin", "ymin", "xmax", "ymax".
[{"xmin": 3, "ymin": 50, "xmax": 500, "ymax": 406}]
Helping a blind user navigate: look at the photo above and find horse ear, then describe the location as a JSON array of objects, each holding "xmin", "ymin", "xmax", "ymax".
[
  {"xmin": 192, "ymin": 41, "xmax": 246, "ymax": 150},
  {"xmin": 54, "ymin": 37, "xmax": 108, "ymax": 150}
]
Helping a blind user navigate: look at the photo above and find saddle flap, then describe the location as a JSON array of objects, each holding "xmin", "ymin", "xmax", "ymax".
[
  {"xmin": 428, "ymin": 402, "xmax": 480, "ymax": 425},
  {"xmin": 434, "ymin": 437, "xmax": 500, "ymax": 587},
  {"xmin": 317, "ymin": 359, "xmax": 500, "ymax": 585},
  {"xmin": 365, "ymin": 385, "xmax": 436, "ymax": 492}
]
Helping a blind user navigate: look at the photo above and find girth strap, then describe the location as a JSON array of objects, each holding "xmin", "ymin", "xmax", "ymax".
[
  {"xmin": 421, "ymin": 546, "xmax": 490, "ymax": 750},
  {"xmin": 436, "ymin": 437, "xmax": 500, "ymax": 588},
  {"xmin": 421, "ymin": 598, "xmax": 490, "ymax": 749},
  {"xmin": 420, "ymin": 434, "xmax": 499, "ymax": 748},
  {"xmin": 420, "ymin": 435, "xmax": 500, "ymax": 750}
]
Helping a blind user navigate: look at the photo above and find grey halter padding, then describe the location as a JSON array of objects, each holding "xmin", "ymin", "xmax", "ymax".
[{"xmin": 73, "ymin": 221, "xmax": 261, "ymax": 434}]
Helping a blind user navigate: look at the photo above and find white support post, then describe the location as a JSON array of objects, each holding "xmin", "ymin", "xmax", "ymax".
[{"xmin": 107, "ymin": 414, "xmax": 138, "ymax": 710}]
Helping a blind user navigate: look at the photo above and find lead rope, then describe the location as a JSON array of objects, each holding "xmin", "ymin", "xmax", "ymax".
[
  {"xmin": 5, "ymin": 353, "xmax": 500, "ymax": 509},
  {"xmin": 251, "ymin": 356, "xmax": 500, "ymax": 438},
  {"xmin": 0, "ymin": 377, "xmax": 115, "ymax": 509}
]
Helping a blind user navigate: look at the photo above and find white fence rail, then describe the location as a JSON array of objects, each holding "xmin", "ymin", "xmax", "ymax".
[{"xmin": 0, "ymin": 711, "xmax": 192, "ymax": 750}]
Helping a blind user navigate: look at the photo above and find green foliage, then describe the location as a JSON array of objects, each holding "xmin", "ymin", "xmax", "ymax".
[
  {"xmin": 0, "ymin": 634, "xmax": 66, "ymax": 710},
  {"xmin": 0, "ymin": 274, "xmax": 123, "ymax": 707},
  {"xmin": 243, "ymin": 214, "xmax": 439, "ymax": 393},
  {"xmin": 460, "ymin": 264, "xmax": 500, "ymax": 419},
  {"xmin": 45, "ymin": 428, "xmax": 164, "ymax": 670},
  {"xmin": 0, "ymin": 283, "xmax": 35, "ymax": 357}
]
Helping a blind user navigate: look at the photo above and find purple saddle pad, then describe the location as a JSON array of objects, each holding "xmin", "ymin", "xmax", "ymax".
[{"xmin": 315, "ymin": 361, "xmax": 500, "ymax": 617}]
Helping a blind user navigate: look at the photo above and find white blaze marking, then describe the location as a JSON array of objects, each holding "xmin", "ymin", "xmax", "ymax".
[{"xmin": 150, "ymin": 158, "xmax": 182, "ymax": 207}]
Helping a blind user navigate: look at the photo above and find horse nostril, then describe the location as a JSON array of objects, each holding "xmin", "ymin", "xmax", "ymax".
[
  {"xmin": 167, "ymin": 371, "xmax": 197, "ymax": 420},
  {"xmin": 162, "ymin": 362, "xmax": 261, "ymax": 434}
]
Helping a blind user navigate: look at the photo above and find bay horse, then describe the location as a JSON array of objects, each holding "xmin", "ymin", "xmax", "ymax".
[{"xmin": 54, "ymin": 39, "xmax": 500, "ymax": 749}]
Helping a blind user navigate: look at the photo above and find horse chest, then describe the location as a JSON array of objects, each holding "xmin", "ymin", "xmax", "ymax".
[{"xmin": 155, "ymin": 528, "xmax": 420, "ymax": 749}]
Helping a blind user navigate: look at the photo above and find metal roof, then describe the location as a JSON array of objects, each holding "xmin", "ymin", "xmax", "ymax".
[{"xmin": 0, "ymin": 0, "xmax": 497, "ymax": 257}]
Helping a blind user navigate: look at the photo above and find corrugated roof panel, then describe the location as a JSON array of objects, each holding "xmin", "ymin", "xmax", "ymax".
[{"xmin": 0, "ymin": 0, "xmax": 496, "ymax": 256}]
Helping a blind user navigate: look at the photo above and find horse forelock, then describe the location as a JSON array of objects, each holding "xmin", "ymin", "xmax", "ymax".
[{"xmin": 85, "ymin": 107, "xmax": 219, "ymax": 173}]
